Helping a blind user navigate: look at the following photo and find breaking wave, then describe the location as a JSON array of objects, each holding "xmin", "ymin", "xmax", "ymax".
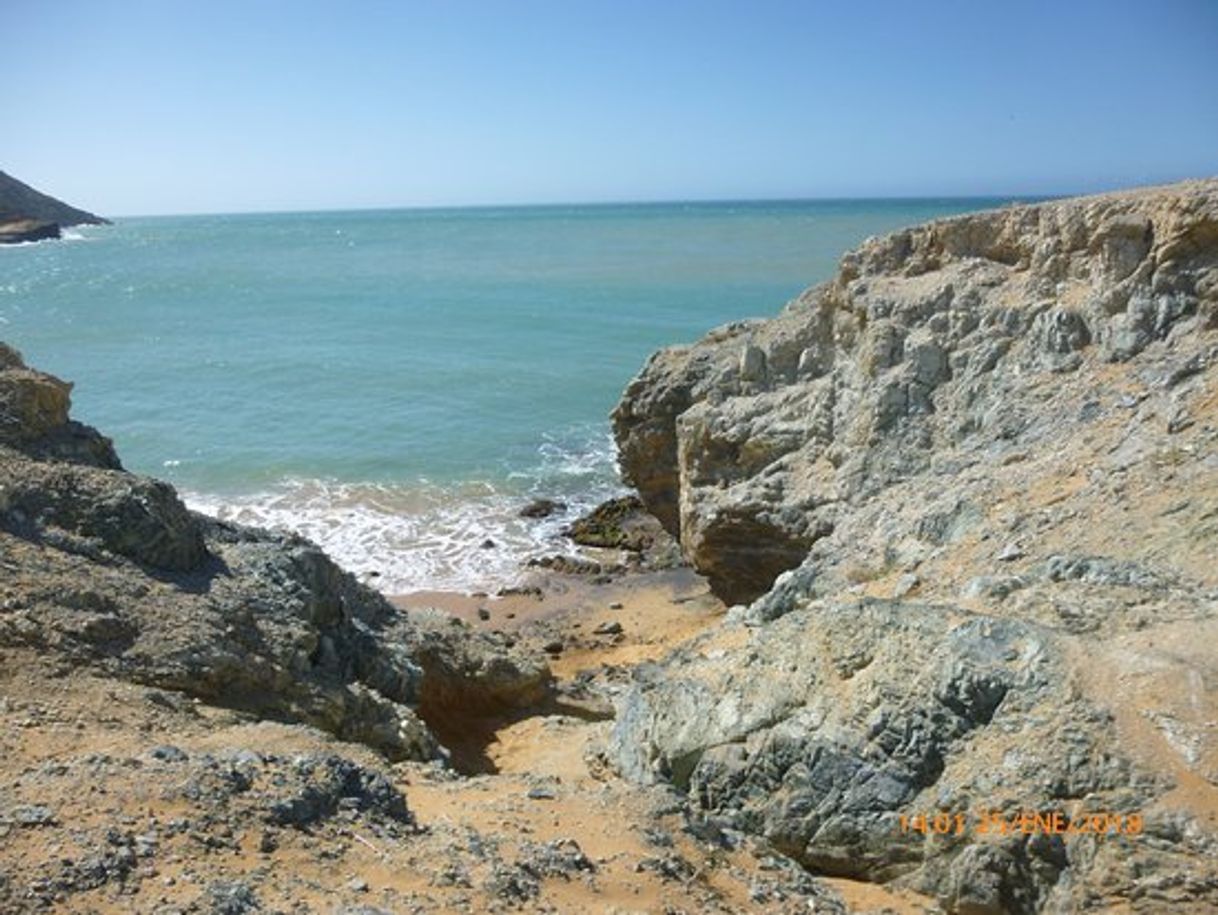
[{"xmin": 183, "ymin": 424, "xmax": 625, "ymax": 594}]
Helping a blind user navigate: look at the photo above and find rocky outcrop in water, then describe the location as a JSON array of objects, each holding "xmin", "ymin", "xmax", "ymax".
[
  {"xmin": 0, "ymin": 169, "xmax": 108, "ymax": 235},
  {"xmin": 0, "ymin": 219, "xmax": 61, "ymax": 244},
  {"xmin": 0, "ymin": 344, "xmax": 551, "ymax": 761},
  {"xmin": 610, "ymin": 180, "xmax": 1218, "ymax": 912}
]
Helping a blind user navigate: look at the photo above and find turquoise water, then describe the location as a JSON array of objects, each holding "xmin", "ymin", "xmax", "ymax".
[{"xmin": 1, "ymin": 199, "xmax": 1026, "ymax": 590}]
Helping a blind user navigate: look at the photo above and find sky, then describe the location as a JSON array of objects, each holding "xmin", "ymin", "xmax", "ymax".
[{"xmin": 6, "ymin": 0, "xmax": 1218, "ymax": 216}]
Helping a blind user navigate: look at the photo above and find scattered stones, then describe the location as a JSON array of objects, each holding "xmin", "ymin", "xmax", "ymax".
[
  {"xmin": 207, "ymin": 880, "xmax": 262, "ymax": 914},
  {"xmin": 527, "ymin": 554, "xmax": 605, "ymax": 576},
  {"xmin": 497, "ymin": 585, "xmax": 544, "ymax": 599}
]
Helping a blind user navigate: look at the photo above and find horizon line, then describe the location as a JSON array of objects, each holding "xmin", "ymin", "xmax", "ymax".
[{"xmin": 103, "ymin": 191, "xmax": 1061, "ymax": 221}]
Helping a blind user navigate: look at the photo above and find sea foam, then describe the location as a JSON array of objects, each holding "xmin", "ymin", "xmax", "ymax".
[{"xmin": 184, "ymin": 428, "xmax": 625, "ymax": 594}]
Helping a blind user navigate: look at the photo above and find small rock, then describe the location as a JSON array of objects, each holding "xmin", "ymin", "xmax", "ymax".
[
  {"xmin": 347, "ymin": 877, "xmax": 369, "ymax": 893},
  {"xmin": 609, "ymin": 601, "xmax": 624, "ymax": 610},
  {"xmin": 480, "ymin": 538, "xmax": 496, "ymax": 550},
  {"xmin": 149, "ymin": 745, "xmax": 188, "ymax": 763},
  {"xmin": 893, "ymin": 573, "xmax": 919, "ymax": 598},
  {"xmin": 542, "ymin": 639, "xmax": 564, "ymax": 654},
  {"xmin": 1167, "ymin": 409, "xmax": 1194, "ymax": 434},
  {"xmin": 996, "ymin": 542, "xmax": 1025, "ymax": 562},
  {"xmin": 593, "ymin": 621, "xmax": 623, "ymax": 636},
  {"xmin": 520, "ymin": 498, "xmax": 567, "ymax": 519},
  {"xmin": 527, "ymin": 786, "xmax": 556, "ymax": 800},
  {"xmin": 11, "ymin": 805, "xmax": 55, "ymax": 826},
  {"xmin": 477, "ymin": 607, "xmax": 491, "ymax": 621}
]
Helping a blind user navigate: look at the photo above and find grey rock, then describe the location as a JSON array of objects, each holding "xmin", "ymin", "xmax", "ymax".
[
  {"xmin": 607, "ymin": 179, "xmax": 1218, "ymax": 913},
  {"xmin": 0, "ymin": 345, "xmax": 553, "ymax": 763},
  {"xmin": 519, "ymin": 498, "xmax": 566, "ymax": 518},
  {"xmin": 10, "ymin": 804, "xmax": 55, "ymax": 826},
  {"xmin": 613, "ymin": 180, "xmax": 1218, "ymax": 605},
  {"xmin": 207, "ymin": 880, "xmax": 262, "ymax": 914},
  {"xmin": 608, "ymin": 599, "xmax": 1210, "ymax": 910},
  {"xmin": 149, "ymin": 745, "xmax": 189, "ymax": 763},
  {"xmin": 997, "ymin": 542, "xmax": 1026, "ymax": 562}
]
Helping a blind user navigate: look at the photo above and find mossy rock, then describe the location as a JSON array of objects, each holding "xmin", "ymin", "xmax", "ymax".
[{"xmin": 564, "ymin": 496, "xmax": 654, "ymax": 550}]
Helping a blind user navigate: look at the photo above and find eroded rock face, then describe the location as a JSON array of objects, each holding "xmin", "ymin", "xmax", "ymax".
[
  {"xmin": 613, "ymin": 180, "xmax": 1218, "ymax": 604},
  {"xmin": 0, "ymin": 347, "xmax": 552, "ymax": 761},
  {"xmin": 609, "ymin": 181, "xmax": 1218, "ymax": 912},
  {"xmin": 612, "ymin": 600, "xmax": 1218, "ymax": 912}
]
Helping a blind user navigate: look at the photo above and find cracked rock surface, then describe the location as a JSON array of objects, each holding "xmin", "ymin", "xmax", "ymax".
[{"xmin": 609, "ymin": 181, "xmax": 1218, "ymax": 913}]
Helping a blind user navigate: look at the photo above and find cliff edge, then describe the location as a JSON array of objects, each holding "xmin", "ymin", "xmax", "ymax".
[{"xmin": 609, "ymin": 180, "xmax": 1218, "ymax": 912}]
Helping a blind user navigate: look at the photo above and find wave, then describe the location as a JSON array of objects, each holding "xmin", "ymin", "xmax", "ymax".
[{"xmin": 182, "ymin": 424, "xmax": 626, "ymax": 594}]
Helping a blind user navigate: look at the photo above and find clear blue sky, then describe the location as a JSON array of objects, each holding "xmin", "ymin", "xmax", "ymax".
[{"xmin": 8, "ymin": 0, "xmax": 1218, "ymax": 216}]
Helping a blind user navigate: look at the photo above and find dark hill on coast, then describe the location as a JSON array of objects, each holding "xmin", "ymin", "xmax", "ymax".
[{"xmin": 0, "ymin": 169, "xmax": 109, "ymax": 243}]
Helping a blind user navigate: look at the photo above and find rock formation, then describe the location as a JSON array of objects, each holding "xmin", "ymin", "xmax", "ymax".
[
  {"xmin": 610, "ymin": 180, "xmax": 1218, "ymax": 912},
  {"xmin": 0, "ymin": 170, "xmax": 108, "ymax": 230},
  {"xmin": 0, "ymin": 343, "xmax": 551, "ymax": 762},
  {"xmin": 0, "ymin": 219, "xmax": 62, "ymax": 244},
  {"xmin": 614, "ymin": 179, "xmax": 1217, "ymax": 606}
]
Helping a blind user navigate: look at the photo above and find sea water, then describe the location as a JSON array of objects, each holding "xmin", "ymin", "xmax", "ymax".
[{"xmin": 1, "ymin": 199, "xmax": 1028, "ymax": 592}]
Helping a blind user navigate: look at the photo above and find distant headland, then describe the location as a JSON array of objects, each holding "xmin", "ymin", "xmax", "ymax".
[{"xmin": 0, "ymin": 169, "xmax": 109, "ymax": 244}]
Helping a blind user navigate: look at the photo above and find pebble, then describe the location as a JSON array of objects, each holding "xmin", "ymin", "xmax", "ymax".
[{"xmin": 996, "ymin": 542, "xmax": 1025, "ymax": 562}]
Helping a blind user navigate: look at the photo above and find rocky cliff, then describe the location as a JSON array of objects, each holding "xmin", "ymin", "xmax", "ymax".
[
  {"xmin": 0, "ymin": 170, "xmax": 108, "ymax": 229},
  {"xmin": 609, "ymin": 181, "xmax": 1218, "ymax": 912},
  {"xmin": 0, "ymin": 343, "xmax": 550, "ymax": 762}
]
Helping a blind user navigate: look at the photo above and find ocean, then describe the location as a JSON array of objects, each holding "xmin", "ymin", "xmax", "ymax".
[{"xmin": 1, "ymin": 198, "xmax": 1027, "ymax": 592}]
